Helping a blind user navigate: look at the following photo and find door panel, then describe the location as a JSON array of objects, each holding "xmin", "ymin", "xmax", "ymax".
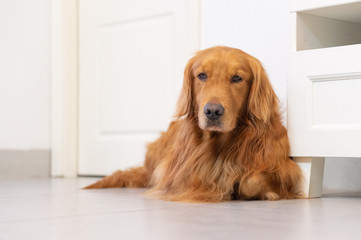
[
  {"xmin": 78, "ymin": 0, "xmax": 199, "ymax": 175},
  {"xmin": 98, "ymin": 16, "xmax": 174, "ymax": 132}
]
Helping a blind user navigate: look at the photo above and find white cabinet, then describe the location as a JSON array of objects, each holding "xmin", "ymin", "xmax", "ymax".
[{"xmin": 289, "ymin": 0, "xmax": 361, "ymax": 197}]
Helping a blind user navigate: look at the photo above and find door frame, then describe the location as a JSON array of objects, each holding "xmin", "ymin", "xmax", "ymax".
[
  {"xmin": 51, "ymin": 0, "xmax": 200, "ymax": 177},
  {"xmin": 51, "ymin": 0, "xmax": 78, "ymax": 177}
]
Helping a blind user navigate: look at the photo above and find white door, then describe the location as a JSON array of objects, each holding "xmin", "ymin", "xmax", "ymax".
[{"xmin": 78, "ymin": 0, "xmax": 199, "ymax": 175}]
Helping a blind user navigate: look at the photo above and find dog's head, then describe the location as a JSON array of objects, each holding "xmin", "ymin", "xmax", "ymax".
[{"xmin": 176, "ymin": 46, "xmax": 278, "ymax": 132}]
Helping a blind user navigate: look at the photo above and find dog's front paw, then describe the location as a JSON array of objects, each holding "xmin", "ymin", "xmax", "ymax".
[{"xmin": 264, "ymin": 192, "xmax": 280, "ymax": 201}]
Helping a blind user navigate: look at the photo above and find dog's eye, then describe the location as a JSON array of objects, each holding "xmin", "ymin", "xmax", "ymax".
[
  {"xmin": 197, "ymin": 73, "xmax": 207, "ymax": 81},
  {"xmin": 231, "ymin": 75, "xmax": 242, "ymax": 83}
]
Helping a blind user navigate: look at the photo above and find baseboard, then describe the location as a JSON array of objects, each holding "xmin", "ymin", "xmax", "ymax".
[{"xmin": 0, "ymin": 150, "xmax": 50, "ymax": 179}]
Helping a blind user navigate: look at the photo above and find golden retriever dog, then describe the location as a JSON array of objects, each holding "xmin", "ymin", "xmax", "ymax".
[{"xmin": 85, "ymin": 46, "xmax": 302, "ymax": 202}]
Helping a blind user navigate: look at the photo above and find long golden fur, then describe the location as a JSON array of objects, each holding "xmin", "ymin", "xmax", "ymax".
[{"xmin": 85, "ymin": 46, "xmax": 303, "ymax": 202}]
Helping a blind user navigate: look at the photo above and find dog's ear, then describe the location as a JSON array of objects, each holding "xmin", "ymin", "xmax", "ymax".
[
  {"xmin": 248, "ymin": 58, "xmax": 279, "ymax": 123},
  {"xmin": 175, "ymin": 57, "xmax": 195, "ymax": 118}
]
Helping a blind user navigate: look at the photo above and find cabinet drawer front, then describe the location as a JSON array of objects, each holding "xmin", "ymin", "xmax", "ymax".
[{"xmin": 288, "ymin": 44, "xmax": 361, "ymax": 157}]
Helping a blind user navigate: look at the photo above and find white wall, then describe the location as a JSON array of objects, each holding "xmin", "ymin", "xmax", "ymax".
[{"xmin": 0, "ymin": 0, "xmax": 50, "ymax": 150}]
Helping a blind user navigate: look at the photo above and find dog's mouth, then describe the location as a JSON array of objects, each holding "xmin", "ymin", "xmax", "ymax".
[
  {"xmin": 204, "ymin": 120, "xmax": 224, "ymax": 132},
  {"xmin": 200, "ymin": 117, "xmax": 237, "ymax": 133}
]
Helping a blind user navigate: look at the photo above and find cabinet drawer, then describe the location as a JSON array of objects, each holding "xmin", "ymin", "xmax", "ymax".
[{"xmin": 288, "ymin": 44, "xmax": 361, "ymax": 157}]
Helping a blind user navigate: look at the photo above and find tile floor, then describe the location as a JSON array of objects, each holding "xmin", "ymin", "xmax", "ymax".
[{"xmin": 0, "ymin": 178, "xmax": 361, "ymax": 240}]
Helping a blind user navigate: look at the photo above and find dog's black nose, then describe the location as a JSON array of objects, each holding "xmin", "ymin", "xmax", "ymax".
[{"xmin": 204, "ymin": 103, "xmax": 224, "ymax": 121}]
